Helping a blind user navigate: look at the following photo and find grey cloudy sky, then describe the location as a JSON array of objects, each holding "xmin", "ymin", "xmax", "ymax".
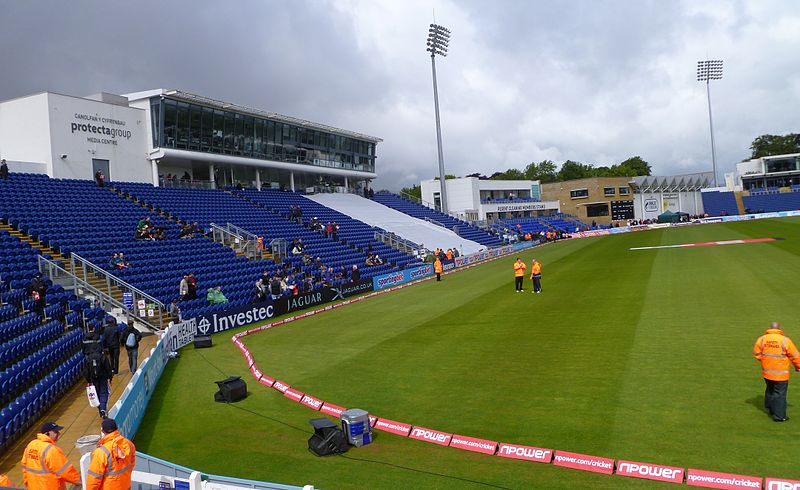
[{"xmin": 1, "ymin": 0, "xmax": 798, "ymax": 190}]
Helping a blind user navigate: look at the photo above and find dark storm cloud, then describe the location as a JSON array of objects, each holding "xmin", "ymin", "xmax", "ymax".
[{"xmin": 1, "ymin": 1, "xmax": 799, "ymax": 191}]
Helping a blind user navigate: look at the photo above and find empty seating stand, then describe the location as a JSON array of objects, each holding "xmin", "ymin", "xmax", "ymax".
[
  {"xmin": 701, "ymin": 191, "xmax": 739, "ymax": 216},
  {"xmin": 371, "ymin": 192, "xmax": 503, "ymax": 248}
]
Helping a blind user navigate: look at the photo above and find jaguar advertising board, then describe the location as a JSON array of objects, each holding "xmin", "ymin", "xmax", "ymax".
[{"xmin": 192, "ymin": 279, "xmax": 374, "ymax": 335}]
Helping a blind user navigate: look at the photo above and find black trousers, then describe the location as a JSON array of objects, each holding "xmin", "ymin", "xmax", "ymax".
[
  {"xmin": 764, "ymin": 379, "xmax": 789, "ymax": 420},
  {"xmin": 532, "ymin": 275, "xmax": 542, "ymax": 292},
  {"xmin": 515, "ymin": 277, "xmax": 523, "ymax": 291},
  {"xmin": 107, "ymin": 347, "xmax": 120, "ymax": 374},
  {"xmin": 436, "ymin": 272, "xmax": 441, "ymax": 281}
]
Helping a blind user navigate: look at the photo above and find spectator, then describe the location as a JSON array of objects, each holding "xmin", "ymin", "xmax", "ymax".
[
  {"xmin": 331, "ymin": 221, "xmax": 339, "ymax": 240},
  {"xmin": 85, "ymin": 348, "xmax": 113, "ymax": 418},
  {"xmin": 269, "ymin": 275, "xmax": 282, "ymax": 300},
  {"xmin": 366, "ymin": 253, "xmax": 375, "ymax": 266},
  {"xmin": 86, "ymin": 418, "xmax": 135, "ymax": 490},
  {"xmin": 108, "ymin": 252, "xmax": 119, "ymax": 270},
  {"xmin": 179, "ymin": 223, "xmax": 193, "ymax": 238},
  {"xmin": 302, "ymin": 253, "xmax": 313, "ymax": 266},
  {"xmin": 207, "ymin": 286, "xmax": 228, "ymax": 305},
  {"xmin": 83, "ymin": 321, "xmax": 105, "ymax": 357},
  {"xmin": 350, "ymin": 265, "xmax": 360, "ymax": 281},
  {"xmin": 117, "ymin": 252, "xmax": 130, "ymax": 269},
  {"xmin": 20, "ymin": 422, "xmax": 81, "ymax": 489},
  {"xmin": 373, "ymin": 253, "xmax": 384, "ymax": 265},
  {"xmin": 121, "ymin": 322, "xmax": 142, "ymax": 373},
  {"xmin": 168, "ymin": 300, "xmax": 182, "ymax": 322},
  {"xmin": 95, "ymin": 169, "xmax": 105, "ymax": 187},
  {"xmin": 187, "ymin": 273, "xmax": 198, "ymax": 299},
  {"xmin": 253, "ymin": 279, "xmax": 267, "ymax": 303},
  {"xmin": 0, "ymin": 159, "xmax": 8, "ymax": 180},
  {"xmin": 292, "ymin": 243, "xmax": 302, "ymax": 255},
  {"xmin": 28, "ymin": 272, "xmax": 48, "ymax": 315},
  {"xmin": 179, "ymin": 275, "xmax": 189, "ymax": 301},
  {"xmin": 103, "ymin": 317, "xmax": 121, "ymax": 375}
]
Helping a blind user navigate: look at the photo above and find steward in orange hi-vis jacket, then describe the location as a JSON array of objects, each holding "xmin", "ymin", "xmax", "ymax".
[
  {"xmin": 433, "ymin": 258, "xmax": 443, "ymax": 282},
  {"xmin": 21, "ymin": 422, "xmax": 81, "ymax": 490},
  {"xmin": 86, "ymin": 418, "xmax": 135, "ymax": 490},
  {"xmin": 530, "ymin": 259, "xmax": 542, "ymax": 294},
  {"xmin": 513, "ymin": 258, "xmax": 526, "ymax": 292},
  {"xmin": 753, "ymin": 322, "xmax": 800, "ymax": 422}
]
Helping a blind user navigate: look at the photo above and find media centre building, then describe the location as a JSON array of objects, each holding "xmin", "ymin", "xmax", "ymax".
[{"xmin": 0, "ymin": 89, "xmax": 381, "ymax": 191}]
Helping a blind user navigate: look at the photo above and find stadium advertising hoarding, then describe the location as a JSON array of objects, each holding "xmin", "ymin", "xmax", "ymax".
[
  {"xmin": 615, "ymin": 460, "xmax": 684, "ymax": 484},
  {"xmin": 110, "ymin": 325, "xmax": 174, "ymax": 439},
  {"xmin": 765, "ymin": 478, "xmax": 800, "ymax": 490},
  {"xmin": 372, "ymin": 264, "xmax": 433, "ymax": 290},
  {"xmin": 686, "ymin": 469, "xmax": 763, "ymax": 489},
  {"xmin": 553, "ymin": 451, "xmax": 615, "ymax": 475},
  {"xmin": 193, "ymin": 279, "xmax": 375, "ymax": 335}
]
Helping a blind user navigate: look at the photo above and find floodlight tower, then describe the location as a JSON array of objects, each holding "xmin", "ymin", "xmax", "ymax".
[
  {"xmin": 697, "ymin": 60, "xmax": 723, "ymax": 187},
  {"xmin": 427, "ymin": 23, "xmax": 451, "ymax": 213}
]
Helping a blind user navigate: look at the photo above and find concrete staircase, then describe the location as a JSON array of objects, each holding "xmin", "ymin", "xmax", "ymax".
[{"xmin": 0, "ymin": 222, "xmax": 171, "ymax": 329}]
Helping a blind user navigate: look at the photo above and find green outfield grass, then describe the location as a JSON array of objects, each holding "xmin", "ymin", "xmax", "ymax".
[{"xmin": 135, "ymin": 217, "xmax": 800, "ymax": 489}]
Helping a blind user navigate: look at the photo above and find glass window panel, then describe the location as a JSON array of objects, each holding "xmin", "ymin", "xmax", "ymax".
[
  {"xmin": 243, "ymin": 116, "xmax": 254, "ymax": 156},
  {"xmin": 234, "ymin": 114, "xmax": 244, "ymax": 155},
  {"xmin": 224, "ymin": 112, "xmax": 235, "ymax": 153},
  {"xmin": 163, "ymin": 101, "xmax": 176, "ymax": 148},
  {"xmin": 201, "ymin": 107, "xmax": 213, "ymax": 150},
  {"xmin": 150, "ymin": 101, "xmax": 160, "ymax": 147},
  {"xmin": 189, "ymin": 105, "xmax": 201, "ymax": 150},
  {"xmin": 175, "ymin": 102, "xmax": 189, "ymax": 149},
  {"xmin": 603, "ymin": 187, "xmax": 615, "ymax": 196},
  {"xmin": 254, "ymin": 119, "xmax": 264, "ymax": 157},
  {"xmin": 212, "ymin": 110, "xmax": 224, "ymax": 152}
]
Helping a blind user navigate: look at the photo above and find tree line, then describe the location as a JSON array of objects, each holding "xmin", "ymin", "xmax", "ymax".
[{"xmin": 399, "ymin": 133, "xmax": 799, "ymax": 198}]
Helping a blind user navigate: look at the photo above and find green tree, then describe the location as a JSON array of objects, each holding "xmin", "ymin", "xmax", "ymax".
[
  {"xmin": 400, "ymin": 184, "xmax": 421, "ymax": 200},
  {"xmin": 523, "ymin": 160, "xmax": 558, "ymax": 183},
  {"xmin": 749, "ymin": 134, "xmax": 800, "ymax": 159},
  {"xmin": 558, "ymin": 160, "xmax": 593, "ymax": 181},
  {"xmin": 617, "ymin": 156, "xmax": 652, "ymax": 176},
  {"xmin": 490, "ymin": 168, "xmax": 525, "ymax": 180}
]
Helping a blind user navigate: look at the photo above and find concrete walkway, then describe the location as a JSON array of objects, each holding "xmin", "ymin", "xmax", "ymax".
[{"xmin": 0, "ymin": 334, "xmax": 158, "ymax": 486}]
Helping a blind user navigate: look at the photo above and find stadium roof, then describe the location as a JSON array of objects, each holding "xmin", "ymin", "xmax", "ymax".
[
  {"xmin": 630, "ymin": 172, "xmax": 713, "ymax": 192},
  {"xmin": 124, "ymin": 88, "xmax": 383, "ymax": 144}
]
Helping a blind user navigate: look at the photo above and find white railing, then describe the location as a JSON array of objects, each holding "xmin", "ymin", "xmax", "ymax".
[{"xmin": 69, "ymin": 253, "xmax": 166, "ymax": 331}]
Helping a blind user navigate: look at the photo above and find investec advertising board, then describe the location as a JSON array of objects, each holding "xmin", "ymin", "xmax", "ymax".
[{"xmin": 193, "ymin": 279, "xmax": 374, "ymax": 336}]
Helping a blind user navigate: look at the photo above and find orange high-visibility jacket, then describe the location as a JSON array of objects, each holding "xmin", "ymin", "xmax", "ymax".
[
  {"xmin": 753, "ymin": 328, "xmax": 800, "ymax": 381},
  {"xmin": 86, "ymin": 430, "xmax": 136, "ymax": 490},
  {"xmin": 514, "ymin": 260, "xmax": 526, "ymax": 277},
  {"xmin": 446, "ymin": 250, "xmax": 453, "ymax": 260},
  {"xmin": 20, "ymin": 434, "xmax": 81, "ymax": 490},
  {"xmin": 434, "ymin": 259, "xmax": 443, "ymax": 273},
  {"xmin": 530, "ymin": 261, "xmax": 541, "ymax": 276},
  {"xmin": 0, "ymin": 474, "xmax": 11, "ymax": 487}
]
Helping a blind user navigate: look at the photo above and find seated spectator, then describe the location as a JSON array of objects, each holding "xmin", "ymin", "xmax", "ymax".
[
  {"xmin": 446, "ymin": 249, "xmax": 454, "ymax": 260},
  {"xmin": 292, "ymin": 243, "xmax": 302, "ymax": 255},
  {"xmin": 350, "ymin": 264, "xmax": 360, "ymax": 282},
  {"xmin": 0, "ymin": 159, "xmax": 8, "ymax": 180},
  {"xmin": 206, "ymin": 286, "xmax": 228, "ymax": 305},
  {"xmin": 373, "ymin": 254, "xmax": 384, "ymax": 265},
  {"xmin": 366, "ymin": 253, "xmax": 376, "ymax": 266},
  {"xmin": 151, "ymin": 227, "xmax": 167, "ymax": 240},
  {"xmin": 314, "ymin": 256, "xmax": 323, "ymax": 268},
  {"xmin": 116, "ymin": 252, "xmax": 130, "ymax": 269},
  {"xmin": 108, "ymin": 253, "xmax": 120, "ymax": 270},
  {"xmin": 179, "ymin": 223, "xmax": 193, "ymax": 238},
  {"xmin": 302, "ymin": 253, "xmax": 313, "ymax": 266}
]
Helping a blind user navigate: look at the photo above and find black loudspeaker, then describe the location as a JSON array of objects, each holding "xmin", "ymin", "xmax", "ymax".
[
  {"xmin": 214, "ymin": 376, "xmax": 247, "ymax": 403},
  {"xmin": 308, "ymin": 418, "xmax": 348, "ymax": 456},
  {"xmin": 194, "ymin": 336, "xmax": 212, "ymax": 348}
]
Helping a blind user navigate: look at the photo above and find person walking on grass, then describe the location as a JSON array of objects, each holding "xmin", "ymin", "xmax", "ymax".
[
  {"xmin": 753, "ymin": 322, "xmax": 800, "ymax": 422},
  {"xmin": 513, "ymin": 258, "xmax": 526, "ymax": 292},
  {"xmin": 530, "ymin": 258, "xmax": 542, "ymax": 294}
]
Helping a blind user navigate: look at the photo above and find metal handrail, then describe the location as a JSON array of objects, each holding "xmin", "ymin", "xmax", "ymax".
[
  {"xmin": 210, "ymin": 222, "xmax": 264, "ymax": 260},
  {"xmin": 374, "ymin": 231, "xmax": 420, "ymax": 254},
  {"xmin": 71, "ymin": 253, "xmax": 165, "ymax": 308},
  {"xmin": 38, "ymin": 255, "xmax": 164, "ymax": 332}
]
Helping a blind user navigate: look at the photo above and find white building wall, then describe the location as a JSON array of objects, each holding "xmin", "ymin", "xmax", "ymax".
[
  {"xmin": 0, "ymin": 93, "xmax": 53, "ymax": 174},
  {"xmin": 634, "ymin": 190, "xmax": 704, "ymax": 220},
  {"xmin": 46, "ymin": 93, "xmax": 150, "ymax": 182}
]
